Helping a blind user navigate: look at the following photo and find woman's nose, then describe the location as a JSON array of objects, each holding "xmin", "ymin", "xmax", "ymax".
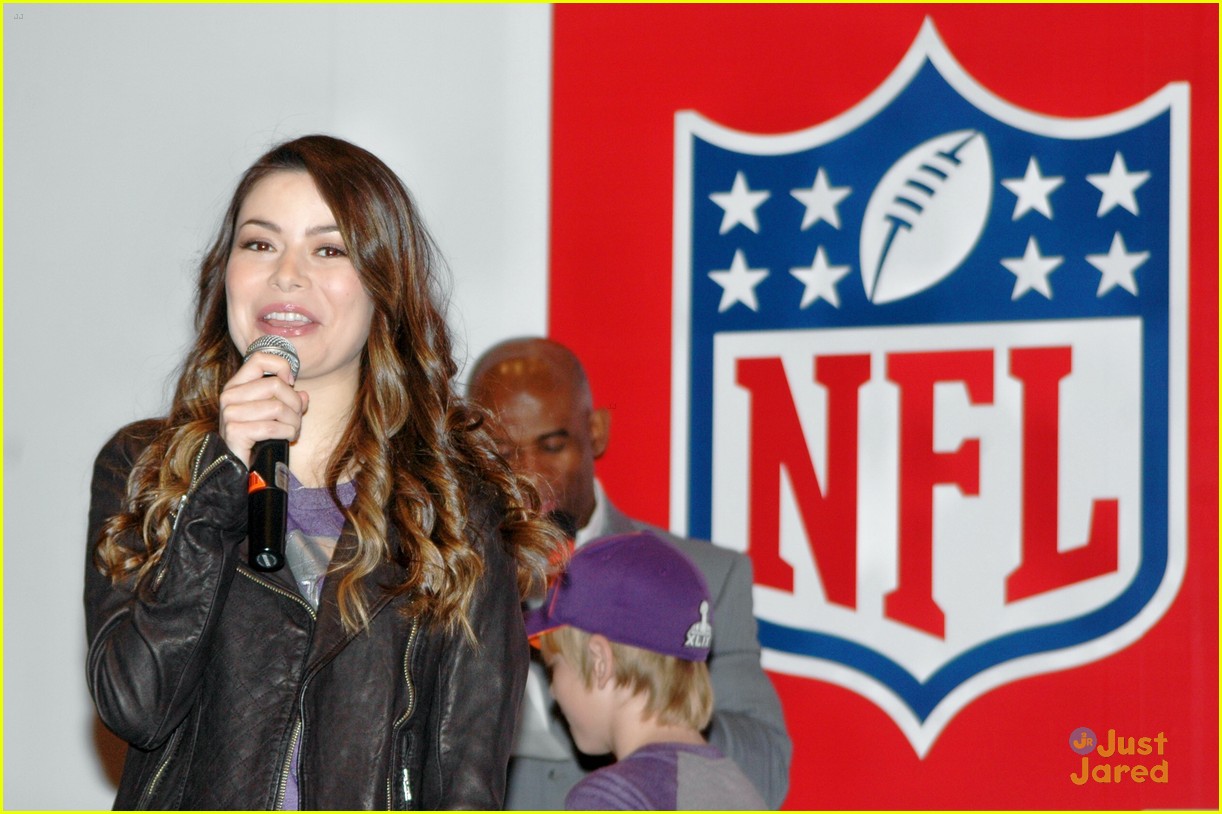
[{"xmin": 270, "ymin": 250, "xmax": 306, "ymax": 290}]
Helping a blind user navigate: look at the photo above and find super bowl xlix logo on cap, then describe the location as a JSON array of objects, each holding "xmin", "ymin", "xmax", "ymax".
[{"xmin": 671, "ymin": 19, "xmax": 1187, "ymax": 756}]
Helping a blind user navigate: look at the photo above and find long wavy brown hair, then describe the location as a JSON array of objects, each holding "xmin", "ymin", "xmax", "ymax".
[{"xmin": 94, "ymin": 134, "xmax": 559, "ymax": 635}]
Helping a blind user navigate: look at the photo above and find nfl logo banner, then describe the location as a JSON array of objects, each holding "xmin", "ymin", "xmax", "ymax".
[{"xmin": 671, "ymin": 19, "xmax": 1187, "ymax": 756}]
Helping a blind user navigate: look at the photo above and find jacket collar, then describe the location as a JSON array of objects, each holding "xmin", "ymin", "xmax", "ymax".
[{"xmin": 307, "ymin": 523, "xmax": 412, "ymax": 672}]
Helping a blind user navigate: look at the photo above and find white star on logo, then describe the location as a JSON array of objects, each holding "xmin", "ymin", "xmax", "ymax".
[
  {"xmin": 1000, "ymin": 236, "xmax": 1063, "ymax": 300},
  {"xmin": 790, "ymin": 168, "xmax": 852, "ymax": 230},
  {"xmin": 1086, "ymin": 231, "xmax": 1148, "ymax": 296},
  {"xmin": 1001, "ymin": 156, "xmax": 1064, "ymax": 220},
  {"xmin": 1086, "ymin": 151, "xmax": 1150, "ymax": 217},
  {"xmin": 708, "ymin": 249, "xmax": 769, "ymax": 312},
  {"xmin": 709, "ymin": 171, "xmax": 771, "ymax": 234},
  {"xmin": 790, "ymin": 247, "xmax": 851, "ymax": 308}
]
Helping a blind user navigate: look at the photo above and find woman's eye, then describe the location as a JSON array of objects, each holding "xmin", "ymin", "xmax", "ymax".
[
  {"xmin": 241, "ymin": 239, "xmax": 274, "ymax": 252},
  {"xmin": 317, "ymin": 245, "xmax": 348, "ymax": 258}
]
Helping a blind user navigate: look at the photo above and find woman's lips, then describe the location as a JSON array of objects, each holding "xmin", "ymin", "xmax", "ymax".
[{"xmin": 258, "ymin": 305, "xmax": 319, "ymax": 337}]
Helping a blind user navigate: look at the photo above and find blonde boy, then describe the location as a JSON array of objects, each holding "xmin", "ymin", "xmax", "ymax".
[{"xmin": 525, "ymin": 532, "xmax": 767, "ymax": 810}]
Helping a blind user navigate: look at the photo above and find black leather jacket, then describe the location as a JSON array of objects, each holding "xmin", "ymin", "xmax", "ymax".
[{"xmin": 85, "ymin": 420, "xmax": 527, "ymax": 809}]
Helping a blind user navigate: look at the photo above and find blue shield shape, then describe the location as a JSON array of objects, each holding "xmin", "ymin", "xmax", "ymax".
[{"xmin": 671, "ymin": 19, "xmax": 1187, "ymax": 754}]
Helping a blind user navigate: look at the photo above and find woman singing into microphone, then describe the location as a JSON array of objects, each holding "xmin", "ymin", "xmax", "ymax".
[{"xmin": 84, "ymin": 135, "xmax": 560, "ymax": 809}]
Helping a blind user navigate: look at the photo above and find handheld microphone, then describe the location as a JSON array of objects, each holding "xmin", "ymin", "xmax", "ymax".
[{"xmin": 243, "ymin": 335, "xmax": 300, "ymax": 572}]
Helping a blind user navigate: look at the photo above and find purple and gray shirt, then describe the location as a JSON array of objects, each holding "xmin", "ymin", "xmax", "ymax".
[{"xmin": 565, "ymin": 741, "xmax": 767, "ymax": 810}]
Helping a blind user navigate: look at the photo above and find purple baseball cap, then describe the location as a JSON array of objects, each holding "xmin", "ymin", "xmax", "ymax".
[{"xmin": 524, "ymin": 531, "xmax": 713, "ymax": 662}]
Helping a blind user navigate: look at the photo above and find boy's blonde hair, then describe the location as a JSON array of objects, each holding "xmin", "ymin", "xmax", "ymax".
[{"xmin": 540, "ymin": 625, "xmax": 714, "ymax": 730}]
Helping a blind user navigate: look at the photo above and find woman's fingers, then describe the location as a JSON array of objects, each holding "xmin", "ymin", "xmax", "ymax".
[
  {"xmin": 219, "ymin": 352, "xmax": 308, "ymax": 467},
  {"xmin": 229, "ymin": 349, "xmax": 297, "ymax": 387}
]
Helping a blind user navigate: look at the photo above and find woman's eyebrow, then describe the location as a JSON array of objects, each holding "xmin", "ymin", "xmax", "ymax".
[
  {"xmin": 235, "ymin": 220, "xmax": 340, "ymax": 236},
  {"xmin": 236, "ymin": 217, "xmax": 280, "ymax": 232}
]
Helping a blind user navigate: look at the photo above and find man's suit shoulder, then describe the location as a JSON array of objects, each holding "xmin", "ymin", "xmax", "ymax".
[
  {"xmin": 628, "ymin": 519, "xmax": 746, "ymax": 591},
  {"xmin": 601, "ymin": 498, "xmax": 749, "ymax": 590}
]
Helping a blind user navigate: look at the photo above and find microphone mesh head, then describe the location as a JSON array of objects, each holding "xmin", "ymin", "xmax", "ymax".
[{"xmin": 244, "ymin": 335, "xmax": 300, "ymax": 378}]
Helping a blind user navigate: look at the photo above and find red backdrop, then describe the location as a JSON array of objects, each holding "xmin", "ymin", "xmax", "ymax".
[{"xmin": 548, "ymin": 4, "xmax": 1217, "ymax": 809}]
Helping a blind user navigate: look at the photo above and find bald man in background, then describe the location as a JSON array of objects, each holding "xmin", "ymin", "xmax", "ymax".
[{"xmin": 469, "ymin": 337, "xmax": 792, "ymax": 809}]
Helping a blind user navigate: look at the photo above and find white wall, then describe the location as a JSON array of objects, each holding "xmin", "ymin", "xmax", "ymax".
[{"xmin": 2, "ymin": 4, "xmax": 551, "ymax": 808}]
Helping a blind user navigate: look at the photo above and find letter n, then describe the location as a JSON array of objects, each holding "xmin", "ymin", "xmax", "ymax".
[{"xmin": 735, "ymin": 355, "xmax": 870, "ymax": 605}]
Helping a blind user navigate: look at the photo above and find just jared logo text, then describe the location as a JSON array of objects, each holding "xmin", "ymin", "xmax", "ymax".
[{"xmin": 1069, "ymin": 727, "xmax": 1169, "ymax": 785}]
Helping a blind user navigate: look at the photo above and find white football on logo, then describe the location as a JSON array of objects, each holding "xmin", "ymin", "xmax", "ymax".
[{"xmin": 859, "ymin": 130, "xmax": 992, "ymax": 304}]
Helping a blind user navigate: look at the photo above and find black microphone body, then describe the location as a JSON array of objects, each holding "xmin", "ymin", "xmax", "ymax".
[
  {"xmin": 248, "ymin": 439, "xmax": 290, "ymax": 572},
  {"xmin": 242, "ymin": 335, "xmax": 300, "ymax": 573}
]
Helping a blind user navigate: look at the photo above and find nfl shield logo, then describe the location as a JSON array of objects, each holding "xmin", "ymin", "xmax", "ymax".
[{"xmin": 671, "ymin": 19, "xmax": 1187, "ymax": 755}]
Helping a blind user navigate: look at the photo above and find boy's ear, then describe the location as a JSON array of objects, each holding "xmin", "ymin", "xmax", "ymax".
[{"xmin": 587, "ymin": 634, "xmax": 615, "ymax": 690}]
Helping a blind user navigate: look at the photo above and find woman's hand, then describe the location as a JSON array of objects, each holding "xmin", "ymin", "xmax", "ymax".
[{"xmin": 219, "ymin": 350, "xmax": 310, "ymax": 469}]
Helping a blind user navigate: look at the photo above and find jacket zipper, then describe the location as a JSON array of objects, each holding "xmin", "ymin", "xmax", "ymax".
[
  {"xmin": 280, "ymin": 650, "xmax": 333, "ymax": 810},
  {"xmin": 186, "ymin": 435, "xmax": 235, "ymax": 500},
  {"xmin": 238, "ymin": 569, "xmax": 317, "ymax": 619},
  {"xmin": 239, "ymin": 568, "xmax": 315, "ymax": 810},
  {"xmin": 155, "ymin": 439, "xmax": 241, "ymax": 592},
  {"xmin": 136, "ymin": 718, "xmax": 186, "ymax": 809},
  {"xmin": 387, "ymin": 619, "xmax": 421, "ymax": 809},
  {"xmin": 272, "ymin": 717, "xmax": 303, "ymax": 811}
]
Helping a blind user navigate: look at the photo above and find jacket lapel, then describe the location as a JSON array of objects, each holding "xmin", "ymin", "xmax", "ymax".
[
  {"xmin": 599, "ymin": 496, "xmax": 641, "ymax": 537},
  {"xmin": 307, "ymin": 524, "xmax": 409, "ymax": 673}
]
